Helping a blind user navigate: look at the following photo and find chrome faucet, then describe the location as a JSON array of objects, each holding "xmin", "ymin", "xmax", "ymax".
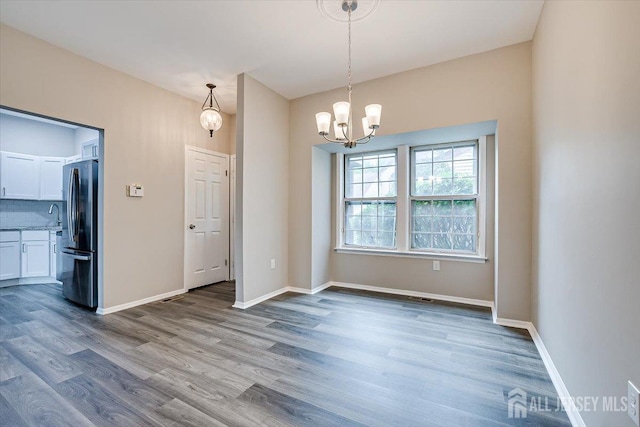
[{"xmin": 48, "ymin": 203, "xmax": 62, "ymax": 226}]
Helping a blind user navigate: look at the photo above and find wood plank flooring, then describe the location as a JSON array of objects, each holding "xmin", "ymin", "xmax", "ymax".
[{"xmin": 0, "ymin": 282, "xmax": 571, "ymax": 426}]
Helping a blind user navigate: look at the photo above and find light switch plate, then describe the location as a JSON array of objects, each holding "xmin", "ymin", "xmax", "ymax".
[
  {"xmin": 270, "ymin": 259, "xmax": 276, "ymax": 270},
  {"xmin": 127, "ymin": 184, "xmax": 144, "ymax": 197},
  {"xmin": 433, "ymin": 260, "xmax": 440, "ymax": 271},
  {"xmin": 629, "ymin": 381, "xmax": 640, "ymax": 426}
]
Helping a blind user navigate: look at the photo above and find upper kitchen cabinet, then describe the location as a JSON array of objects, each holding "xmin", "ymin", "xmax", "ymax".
[
  {"xmin": 82, "ymin": 138, "xmax": 99, "ymax": 160},
  {"xmin": 40, "ymin": 157, "xmax": 65, "ymax": 200},
  {"xmin": 0, "ymin": 152, "xmax": 40, "ymax": 199}
]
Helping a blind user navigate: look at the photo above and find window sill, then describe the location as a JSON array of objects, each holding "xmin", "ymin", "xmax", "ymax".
[{"xmin": 334, "ymin": 247, "xmax": 488, "ymax": 263}]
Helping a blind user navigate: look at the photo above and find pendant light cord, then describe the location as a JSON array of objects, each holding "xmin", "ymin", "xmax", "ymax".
[{"xmin": 347, "ymin": 4, "xmax": 353, "ymax": 140}]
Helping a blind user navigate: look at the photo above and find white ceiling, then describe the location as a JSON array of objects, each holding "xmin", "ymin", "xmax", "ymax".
[{"xmin": 0, "ymin": 0, "xmax": 543, "ymax": 114}]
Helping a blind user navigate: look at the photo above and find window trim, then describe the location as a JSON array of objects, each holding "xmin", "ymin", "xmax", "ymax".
[{"xmin": 335, "ymin": 137, "xmax": 487, "ymax": 261}]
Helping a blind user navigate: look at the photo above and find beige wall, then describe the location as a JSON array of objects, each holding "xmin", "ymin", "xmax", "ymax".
[
  {"xmin": 532, "ymin": 2, "xmax": 640, "ymax": 425},
  {"xmin": 235, "ymin": 74, "xmax": 289, "ymax": 303},
  {"xmin": 0, "ymin": 24, "xmax": 233, "ymax": 308},
  {"xmin": 290, "ymin": 43, "xmax": 532, "ymax": 318}
]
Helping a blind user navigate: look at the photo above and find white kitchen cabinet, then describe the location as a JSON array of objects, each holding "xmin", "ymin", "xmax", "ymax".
[
  {"xmin": 0, "ymin": 232, "xmax": 21, "ymax": 280},
  {"xmin": 40, "ymin": 157, "xmax": 65, "ymax": 200},
  {"xmin": 66, "ymin": 155, "xmax": 82, "ymax": 164},
  {"xmin": 21, "ymin": 230, "xmax": 50, "ymax": 278},
  {"xmin": 81, "ymin": 139, "xmax": 99, "ymax": 160},
  {"xmin": 49, "ymin": 232, "xmax": 57, "ymax": 279},
  {"xmin": 0, "ymin": 152, "xmax": 40, "ymax": 199}
]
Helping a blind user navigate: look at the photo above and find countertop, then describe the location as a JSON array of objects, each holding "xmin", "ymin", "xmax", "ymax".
[{"xmin": 0, "ymin": 226, "xmax": 62, "ymax": 232}]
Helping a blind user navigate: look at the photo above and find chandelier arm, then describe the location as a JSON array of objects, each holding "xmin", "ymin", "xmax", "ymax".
[
  {"xmin": 321, "ymin": 134, "xmax": 346, "ymax": 144},
  {"xmin": 341, "ymin": 124, "xmax": 349, "ymax": 140}
]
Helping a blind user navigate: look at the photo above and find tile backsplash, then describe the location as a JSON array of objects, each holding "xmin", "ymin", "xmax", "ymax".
[{"xmin": 0, "ymin": 200, "xmax": 63, "ymax": 228}]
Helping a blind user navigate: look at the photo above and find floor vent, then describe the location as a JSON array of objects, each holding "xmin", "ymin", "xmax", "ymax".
[
  {"xmin": 160, "ymin": 295, "xmax": 184, "ymax": 303},
  {"xmin": 410, "ymin": 297, "xmax": 433, "ymax": 303}
]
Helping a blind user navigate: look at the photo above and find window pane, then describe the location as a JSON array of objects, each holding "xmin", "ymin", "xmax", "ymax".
[
  {"xmin": 415, "ymin": 150, "xmax": 432, "ymax": 163},
  {"xmin": 433, "ymin": 233, "xmax": 452, "ymax": 249},
  {"xmin": 453, "ymin": 234, "xmax": 475, "ymax": 252},
  {"xmin": 453, "ymin": 160, "xmax": 474, "ymax": 178},
  {"xmin": 379, "ymin": 166, "xmax": 396, "ymax": 181},
  {"xmin": 453, "ymin": 216, "xmax": 475, "ymax": 234},
  {"xmin": 412, "ymin": 233, "xmax": 432, "ymax": 248},
  {"xmin": 344, "ymin": 201, "xmax": 396, "ymax": 248},
  {"xmin": 452, "ymin": 178, "xmax": 475, "ymax": 195},
  {"xmin": 346, "ymin": 183, "xmax": 362, "ymax": 198},
  {"xmin": 411, "ymin": 199, "xmax": 477, "ymax": 252},
  {"xmin": 363, "ymin": 182, "xmax": 378, "ymax": 197},
  {"xmin": 379, "ymin": 155, "xmax": 395, "ymax": 166},
  {"xmin": 454, "ymin": 146, "xmax": 475, "ymax": 160},
  {"xmin": 363, "ymin": 168, "xmax": 378, "ymax": 182},
  {"xmin": 413, "ymin": 200, "xmax": 432, "ymax": 216},
  {"xmin": 453, "ymin": 199, "xmax": 475, "ymax": 215},
  {"xmin": 433, "ymin": 162, "xmax": 452, "ymax": 179},
  {"xmin": 433, "ymin": 148, "xmax": 452, "ymax": 162},
  {"xmin": 433, "ymin": 178, "xmax": 453, "ymax": 195},
  {"xmin": 363, "ymin": 156, "xmax": 378, "ymax": 168},
  {"xmin": 348, "ymin": 168, "xmax": 362, "ymax": 184},
  {"xmin": 379, "ymin": 182, "xmax": 396, "ymax": 197}
]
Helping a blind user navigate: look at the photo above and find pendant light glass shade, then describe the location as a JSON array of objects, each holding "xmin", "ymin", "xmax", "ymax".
[
  {"xmin": 365, "ymin": 104, "xmax": 382, "ymax": 128},
  {"xmin": 315, "ymin": 112, "xmax": 331, "ymax": 135},
  {"xmin": 200, "ymin": 108, "xmax": 222, "ymax": 132},
  {"xmin": 333, "ymin": 102, "xmax": 351, "ymax": 125}
]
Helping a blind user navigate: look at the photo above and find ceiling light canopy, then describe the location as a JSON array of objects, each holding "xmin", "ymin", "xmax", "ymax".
[
  {"xmin": 315, "ymin": 0, "xmax": 382, "ymax": 149},
  {"xmin": 200, "ymin": 83, "xmax": 222, "ymax": 137}
]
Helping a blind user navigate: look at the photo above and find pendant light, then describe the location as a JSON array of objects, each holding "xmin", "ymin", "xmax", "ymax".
[
  {"xmin": 315, "ymin": 0, "xmax": 382, "ymax": 149},
  {"xmin": 200, "ymin": 83, "xmax": 222, "ymax": 137}
]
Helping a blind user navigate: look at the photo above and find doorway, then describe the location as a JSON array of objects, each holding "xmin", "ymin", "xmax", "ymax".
[{"xmin": 184, "ymin": 146, "xmax": 230, "ymax": 290}]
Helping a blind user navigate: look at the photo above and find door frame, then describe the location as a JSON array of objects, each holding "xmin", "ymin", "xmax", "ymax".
[
  {"xmin": 183, "ymin": 145, "xmax": 230, "ymax": 291},
  {"xmin": 229, "ymin": 154, "xmax": 236, "ymax": 281}
]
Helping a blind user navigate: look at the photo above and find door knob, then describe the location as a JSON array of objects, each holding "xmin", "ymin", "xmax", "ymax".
[{"xmin": 189, "ymin": 224, "xmax": 196, "ymax": 229}]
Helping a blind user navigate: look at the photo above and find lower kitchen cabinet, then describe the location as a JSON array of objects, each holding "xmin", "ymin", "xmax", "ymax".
[
  {"xmin": 0, "ymin": 240, "xmax": 21, "ymax": 280},
  {"xmin": 20, "ymin": 230, "xmax": 51, "ymax": 278}
]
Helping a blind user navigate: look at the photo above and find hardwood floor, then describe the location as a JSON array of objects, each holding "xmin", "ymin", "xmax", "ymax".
[{"xmin": 0, "ymin": 282, "xmax": 571, "ymax": 426}]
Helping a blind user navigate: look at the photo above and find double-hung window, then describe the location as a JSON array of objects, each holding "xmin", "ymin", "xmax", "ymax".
[
  {"xmin": 411, "ymin": 142, "xmax": 478, "ymax": 253},
  {"xmin": 339, "ymin": 139, "xmax": 485, "ymax": 259},
  {"xmin": 344, "ymin": 151, "xmax": 397, "ymax": 248}
]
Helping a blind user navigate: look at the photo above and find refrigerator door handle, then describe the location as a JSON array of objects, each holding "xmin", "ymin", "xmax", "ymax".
[
  {"xmin": 67, "ymin": 168, "xmax": 80, "ymax": 242},
  {"xmin": 61, "ymin": 250, "xmax": 91, "ymax": 261},
  {"xmin": 67, "ymin": 168, "xmax": 74, "ymax": 238}
]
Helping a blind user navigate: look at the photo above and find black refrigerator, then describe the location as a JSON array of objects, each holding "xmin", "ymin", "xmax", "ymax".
[{"xmin": 57, "ymin": 160, "xmax": 99, "ymax": 308}]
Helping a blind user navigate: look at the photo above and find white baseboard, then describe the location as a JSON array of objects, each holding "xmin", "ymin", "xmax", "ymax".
[
  {"xmin": 492, "ymin": 314, "xmax": 585, "ymax": 427},
  {"xmin": 96, "ymin": 288, "xmax": 186, "ymax": 315},
  {"xmin": 232, "ymin": 286, "xmax": 290, "ymax": 309},
  {"xmin": 329, "ymin": 281, "xmax": 494, "ymax": 308},
  {"xmin": 233, "ymin": 282, "xmax": 333, "ymax": 309},
  {"xmin": 528, "ymin": 323, "xmax": 585, "ymax": 427}
]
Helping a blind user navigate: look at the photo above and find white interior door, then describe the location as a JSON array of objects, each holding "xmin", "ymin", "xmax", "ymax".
[{"xmin": 185, "ymin": 147, "xmax": 229, "ymax": 290}]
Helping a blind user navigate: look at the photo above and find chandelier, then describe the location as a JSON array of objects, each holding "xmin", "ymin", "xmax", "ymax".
[
  {"xmin": 315, "ymin": 0, "xmax": 382, "ymax": 149},
  {"xmin": 200, "ymin": 83, "xmax": 222, "ymax": 137}
]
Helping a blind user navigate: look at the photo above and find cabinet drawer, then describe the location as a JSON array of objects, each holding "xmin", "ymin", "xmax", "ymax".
[
  {"xmin": 0, "ymin": 231, "xmax": 20, "ymax": 242},
  {"xmin": 21, "ymin": 230, "xmax": 50, "ymax": 241}
]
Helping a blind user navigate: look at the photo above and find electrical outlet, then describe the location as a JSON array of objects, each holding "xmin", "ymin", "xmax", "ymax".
[
  {"xmin": 433, "ymin": 260, "xmax": 440, "ymax": 271},
  {"xmin": 629, "ymin": 381, "xmax": 640, "ymax": 426},
  {"xmin": 270, "ymin": 259, "xmax": 276, "ymax": 270}
]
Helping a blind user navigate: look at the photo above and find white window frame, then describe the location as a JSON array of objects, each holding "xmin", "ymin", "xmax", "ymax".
[
  {"xmin": 340, "ymin": 149, "xmax": 398, "ymax": 250},
  {"xmin": 335, "ymin": 137, "xmax": 487, "ymax": 263}
]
